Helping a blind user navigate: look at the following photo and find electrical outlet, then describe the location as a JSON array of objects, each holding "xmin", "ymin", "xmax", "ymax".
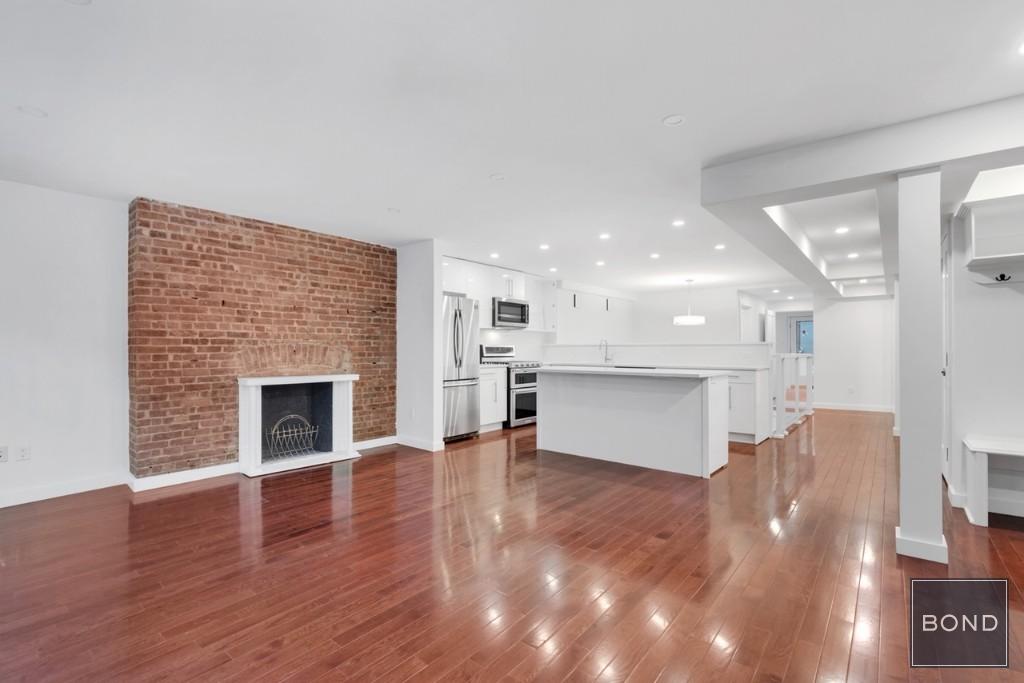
[
  {"xmin": 15, "ymin": 446, "xmax": 30, "ymax": 462},
  {"xmin": 0, "ymin": 446, "xmax": 7, "ymax": 463}
]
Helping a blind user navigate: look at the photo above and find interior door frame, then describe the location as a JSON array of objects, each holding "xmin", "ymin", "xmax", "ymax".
[
  {"xmin": 941, "ymin": 222, "xmax": 952, "ymax": 479},
  {"xmin": 789, "ymin": 314, "xmax": 813, "ymax": 353}
]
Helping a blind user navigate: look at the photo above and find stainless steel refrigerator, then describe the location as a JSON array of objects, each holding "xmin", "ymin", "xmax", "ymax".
[{"xmin": 442, "ymin": 293, "xmax": 480, "ymax": 441}]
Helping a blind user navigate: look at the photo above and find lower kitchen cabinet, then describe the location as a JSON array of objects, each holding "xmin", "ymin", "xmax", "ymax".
[{"xmin": 479, "ymin": 367, "xmax": 508, "ymax": 430}]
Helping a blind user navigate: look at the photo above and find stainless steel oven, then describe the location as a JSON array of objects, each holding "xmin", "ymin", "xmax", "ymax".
[
  {"xmin": 508, "ymin": 387, "xmax": 537, "ymax": 427},
  {"xmin": 492, "ymin": 297, "xmax": 529, "ymax": 328},
  {"xmin": 507, "ymin": 363, "xmax": 538, "ymax": 427}
]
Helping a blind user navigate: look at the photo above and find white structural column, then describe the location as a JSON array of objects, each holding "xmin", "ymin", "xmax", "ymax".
[
  {"xmin": 397, "ymin": 239, "xmax": 445, "ymax": 451},
  {"xmin": 894, "ymin": 169, "xmax": 948, "ymax": 564}
]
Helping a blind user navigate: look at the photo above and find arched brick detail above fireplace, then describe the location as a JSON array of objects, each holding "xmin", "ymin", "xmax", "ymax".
[{"xmin": 235, "ymin": 342, "xmax": 354, "ymax": 378}]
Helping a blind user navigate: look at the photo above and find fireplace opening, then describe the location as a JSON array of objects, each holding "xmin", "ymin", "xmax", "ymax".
[{"xmin": 260, "ymin": 382, "xmax": 333, "ymax": 462}]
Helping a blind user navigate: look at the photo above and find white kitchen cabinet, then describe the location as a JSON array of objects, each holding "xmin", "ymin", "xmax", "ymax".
[
  {"xmin": 493, "ymin": 269, "xmax": 526, "ymax": 300},
  {"xmin": 525, "ymin": 276, "xmax": 557, "ymax": 332},
  {"xmin": 555, "ymin": 289, "xmax": 632, "ymax": 344},
  {"xmin": 728, "ymin": 379, "xmax": 756, "ymax": 436},
  {"xmin": 479, "ymin": 367, "xmax": 508, "ymax": 430},
  {"xmin": 442, "ymin": 257, "xmax": 560, "ymax": 331},
  {"xmin": 443, "ymin": 259, "xmax": 488, "ymax": 303}
]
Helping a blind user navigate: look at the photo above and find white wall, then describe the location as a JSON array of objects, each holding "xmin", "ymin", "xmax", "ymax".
[
  {"xmin": 397, "ymin": 239, "xmax": 444, "ymax": 451},
  {"xmin": 813, "ymin": 297, "xmax": 895, "ymax": 412},
  {"xmin": 0, "ymin": 181, "xmax": 128, "ymax": 507},
  {"xmin": 630, "ymin": 286, "xmax": 742, "ymax": 344},
  {"xmin": 738, "ymin": 292, "xmax": 768, "ymax": 343}
]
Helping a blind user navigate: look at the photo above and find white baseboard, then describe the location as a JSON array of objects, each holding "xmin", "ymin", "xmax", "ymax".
[
  {"xmin": 946, "ymin": 480, "xmax": 967, "ymax": 508},
  {"xmin": 0, "ymin": 471, "xmax": 126, "ymax": 509},
  {"xmin": 989, "ymin": 488, "xmax": 1024, "ymax": 518},
  {"xmin": 397, "ymin": 434, "xmax": 443, "ymax": 452},
  {"xmin": 127, "ymin": 462, "xmax": 240, "ymax": 492},
  {"xmin": 895, "ymin": 527, "xmax": 948, "ymax": 564},
  {"xmin": 353, "ymin": 435, "xmax": 398, "ymax": 450},
  {"xmin": 479, "ymin": 423, "xmax": 504, "ymax": 434},
  {"xmin": 815, "ymin": 402, "xmax": 894, "ymax": 413}
]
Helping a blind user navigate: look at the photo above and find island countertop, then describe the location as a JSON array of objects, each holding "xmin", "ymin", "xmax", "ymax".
[{"xmin": 537, "ymin": 364, "xmax": 729, "ymax": 379}]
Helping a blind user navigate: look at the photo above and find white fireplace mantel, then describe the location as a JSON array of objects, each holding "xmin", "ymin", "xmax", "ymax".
[{"xmin": 238, "ymin": 373, "xmax": 360, "ymax": 477}]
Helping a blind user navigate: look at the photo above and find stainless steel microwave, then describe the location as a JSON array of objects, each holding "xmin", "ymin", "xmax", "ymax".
[{"xmin": 492, "ymin": 297, "xmax": 529, "ymax": 328}]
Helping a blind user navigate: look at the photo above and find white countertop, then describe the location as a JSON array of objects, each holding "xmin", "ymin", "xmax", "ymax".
[
  {"xmin": 238, "ymin": 373, "xmax": 359, "ymax": 386},
  {"xmin": 537, "ymin": 365, "xmax": 728, "ymax": 379}
]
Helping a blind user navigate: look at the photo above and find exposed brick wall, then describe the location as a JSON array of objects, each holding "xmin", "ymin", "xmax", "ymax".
[{"xmin": 128, "ymin": 198, "xmax": 396, "ymax": 477}]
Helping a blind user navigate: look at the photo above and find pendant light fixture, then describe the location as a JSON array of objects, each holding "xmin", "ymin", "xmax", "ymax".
[{"xmin": 672, "ymin": 279, "xmax": 706, "ymax": 326}]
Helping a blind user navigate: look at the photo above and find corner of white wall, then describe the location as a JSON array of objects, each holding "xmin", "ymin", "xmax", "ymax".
[
  {"xmin": 0, "ymin": 180, "xmax": 130, "ymax": 508},
  {"xmin": 397, "ymin": 239, "xmax": 444, "ymax": 452}
]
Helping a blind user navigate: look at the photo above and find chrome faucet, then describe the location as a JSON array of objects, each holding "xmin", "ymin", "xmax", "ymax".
[{"xmin": 599, "ymin": 339, "xmax": 612, "ymax": 364}]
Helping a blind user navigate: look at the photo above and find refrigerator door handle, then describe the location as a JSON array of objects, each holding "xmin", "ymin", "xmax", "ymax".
[
  {"xmin": 452, "ymin": 307, "xmax": 459, "ymax": 370},
  {"xmin": 455, "ymin": 308, "xmax": 463, "ymax": 369}
]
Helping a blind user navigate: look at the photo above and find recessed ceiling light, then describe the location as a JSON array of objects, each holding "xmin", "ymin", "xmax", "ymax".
[
  {"xmin": 772, "ymin": 289, "xmax": 780, "ymax": 294},
  {"xmin": 549, "ymin": 267, "xmax": 558, "ymax": 272},
  {"xmin": 489, "ymin": 173, "xmax": 505, "ymax": 181},
  {"xmin": 650, "ymin": 253, "xmax": 660, "ymax": 259},
  {"xmin": 859, "ymin": 278, "xmax": 868, "ymax": 284},
  {"xmin": 599, "ymin": 233, "xmax": 611, "ymax": 240},
  {"xmin": 15, "ymin": 105, "xmax": 47, "ymax": 119},
  {"xmin": 672, "ymin": 219, "xmax": 686, "ymax": 227},
  {"xmin": 787, "ymin": 296, "xmax": 795, "ymax": 300},
  {"xmin": 489, "ymin": 252, "xmax": 500, "ymax": 259},
  {"xmin": 714, "ymin": 244, "xmax": 726, "ymax": 250},
  {"xmin": 662, "ymin": 114, "xmax": 686, "ymax": 127},
  {"xmin": 835, "ymin": 226, "xmax": 850, "ymax": 234},
  {"xmin": 387, "ymin": 207, "xmax": 401, "ymax": 214},
  {"xmin": 847, "ymin": 252, "xmax": 859, "ymax": 259},
  {"xmin": 442, "ymin": 262, "xmax": 449, "ymax": 267},
  {"xmin": 539, "ymin": 244, "xmax": 550, "ymax": 250},
  {"xmin": 595, "ymin": 261, "xmax": 605, "ymax": 266}
]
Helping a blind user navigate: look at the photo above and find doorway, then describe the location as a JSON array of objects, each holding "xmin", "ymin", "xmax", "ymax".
[{"xmin": 787, "ymin": 314, "xmax": 814, "ymax": 354}]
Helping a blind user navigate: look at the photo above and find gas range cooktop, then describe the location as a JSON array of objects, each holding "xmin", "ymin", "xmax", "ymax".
[{"xmin": 482, "ymin": 360, "xmax": 541, "ymax": 368}]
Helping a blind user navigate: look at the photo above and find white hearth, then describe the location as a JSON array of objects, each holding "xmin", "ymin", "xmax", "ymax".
[{"xmin": 238, "ymin": 373, "xmax": 361, "ymax": 477}]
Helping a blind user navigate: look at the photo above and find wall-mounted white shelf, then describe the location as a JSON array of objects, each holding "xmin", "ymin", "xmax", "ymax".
[{"xmin": 963, "ymin": 194, "xmax": 1024, "ymax": 285}]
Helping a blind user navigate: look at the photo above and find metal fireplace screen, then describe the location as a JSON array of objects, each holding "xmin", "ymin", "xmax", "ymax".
[{"xmin": 264, "ymin": 414, "xmax": 319, "ymax": 460}]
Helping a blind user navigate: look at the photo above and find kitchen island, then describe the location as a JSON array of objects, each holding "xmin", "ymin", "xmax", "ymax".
[{"xmin": 536, "ymin": 365, "xmax": 729, "ymax": 478}]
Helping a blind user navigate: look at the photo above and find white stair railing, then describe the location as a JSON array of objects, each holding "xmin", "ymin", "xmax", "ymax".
[{"xmin": 772, "ymin": 353, "xmax": 814, "ymax": 438}]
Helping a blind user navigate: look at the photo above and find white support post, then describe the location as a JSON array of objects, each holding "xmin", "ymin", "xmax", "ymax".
[{"xmin": 894, "ymin": 169, "xmax": 948, "ymax": 564}]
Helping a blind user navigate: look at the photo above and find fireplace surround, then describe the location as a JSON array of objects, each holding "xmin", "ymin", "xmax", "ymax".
[{"xmin": 238, "ymin": 373, "xmax": 360, "ymax": 476}]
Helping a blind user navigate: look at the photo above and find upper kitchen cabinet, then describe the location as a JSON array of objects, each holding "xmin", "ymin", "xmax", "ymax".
[
  {"xmin": 443, "ymin": 259, "xmax": 481, "ymax": 300},
  {"xmin": 493, "ymin": 269, "xmax": 526, "ymax": 300},
  {"xmin": 556, "ymin": 289, "xmax": 633, "ymax": 343},
  {"xmin": 525, "ymin": 276, "xmax": 557, "ymax": 333},
  {"xmin": 442, "ymin": 257, "xmax": 551, "ymax": 330}
]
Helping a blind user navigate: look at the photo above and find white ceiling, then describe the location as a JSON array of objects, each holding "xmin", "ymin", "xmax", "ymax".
[
  {"xmin": 3, "ymin": 1, "xmax": 1024, "ymax": 293},
  {"xmin": 781, "ymin": 189, "xmax": 884, "ymax": 282}
]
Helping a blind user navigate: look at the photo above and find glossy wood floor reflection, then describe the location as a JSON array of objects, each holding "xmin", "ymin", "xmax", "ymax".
[{"xmin": 2, "ymin": 412, "xmax": 1023, "ymax": 681}]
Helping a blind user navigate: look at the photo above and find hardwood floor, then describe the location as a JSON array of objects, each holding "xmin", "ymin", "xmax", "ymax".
[{"xmin": 1, "ymin": 410, "xmax": 1022, "ymax": 681}]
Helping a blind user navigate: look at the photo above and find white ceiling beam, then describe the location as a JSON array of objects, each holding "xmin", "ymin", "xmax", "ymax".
[
  {"xmin": 703, "ymin": 94, "xmax": 1024, "ymax": 207},
  {"xmin": 705, "ymin": 201, "xmax": 838, "ymax": 299}
]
